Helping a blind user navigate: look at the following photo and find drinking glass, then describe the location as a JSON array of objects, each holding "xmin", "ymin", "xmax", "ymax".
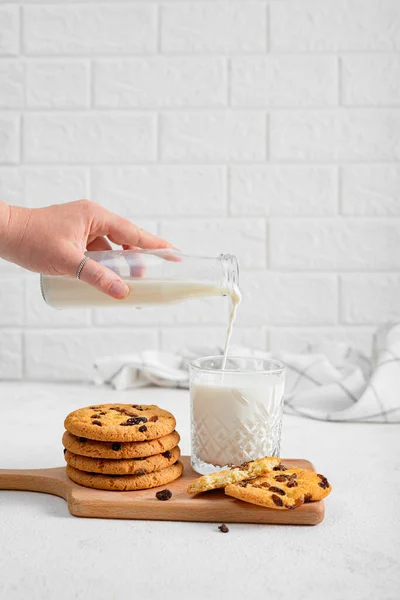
[{"xmin": 190, "ymin": 356, "xmax": 285, "ymax": 475}]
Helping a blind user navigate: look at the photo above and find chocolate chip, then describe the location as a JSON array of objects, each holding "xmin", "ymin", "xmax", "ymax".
[
  {"xmin": 318, "ymin": 482, "xmax": 327, "ymax": 489},
  {"xmin": 272, "ymin": 494, "xmax": 284, "ymax": 507},
  {"xmin": 156, "ymin": 489, "xmax": 172, "ymax": 501},
  {"xmin": 111, "ymin": 443, "xmax": 122, "ymax": 451},
  {"xmin": 287, "ymin": 481, "xmax": 298, "ymax": 488},
  {"xmin": 135, "ymin": 469, "xmax": 147, "ymax": 476},
  {"xmin": 89, "ymin": 406, "xmax": 101, "ymax": 410},
  {"xmin": 289, "ymin": 473, "xmax": 297, "ymax": 480},
  {"xmin": 138, "ymin": 425, "xmax": 147, "ymax": 433},
  {"xmin": 273, "ymin": 464, "xmax": 287, "ymax": 471},
  {"xmin": 110, "ymin": 407, "xmax": 136, "ymax": 416},
  {"xmin": 304, "ymin": 494, "xmax": 313, "ymax": 503},
  {"xmin": 99, "ymin": 411, "xmax": 107, "ymax": 416},
  {"xmin": 132, "ymin": 405, "xmax": 144, "ymax": 411},
  {"xmin": 253, "ymin": 482, "xmax": 270, "ymax": 489},
  {"xmin": 274, "ymin": 475, "xmax": 289, "ymax": 482},
  {"xmin": 317, "ymin": 474, "xmax": 330, "ymax": 487},
  {"xmin": 162, "ymin": 451, "xmax": 172, "ymax": 459},
  {"xmin": 120, "ymin": 416, "xmax": 148, "ymax": 426},
  {"xmin": 287, "ymin": 499, "xmax": 303, "ymax": 510},
  {"xmin": 91, "ymin": 414, "xmax": 100, "ymax": 419},
  {"xmin": 218, "ymin": 524, "xmax": 229, "ymax": 533},
  {"xmin": 229, "ymin": 461, "xmax": 250, "ymax": 470},
  {"xmin": 92, "ymin": 420, "xmax": 102, "ymax": 426},
  {"xmin": 78, "ymin": 437, "xmax": 87, "ymax": 443},
  {"xmin": 63, "ymin": 448, "xmax": 67, "ymax": 455},
  {"xmin": 238, "ymin": 482, "xmax": 248, "ymax": 488},
  {"xmin": 149, "ymin": 415, "xmax": 158, "ymax": 422},
  {"xmin": 269, "ymin": 486, "xmax": 286, "ymax": 496},
  {"xmin": 134, "ymin": 417, "xmax": 148, "ymax": 424}
]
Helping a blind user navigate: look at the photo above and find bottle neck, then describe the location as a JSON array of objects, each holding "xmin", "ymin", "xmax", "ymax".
[{"xmin": 219, "ymin": 254, "xmax": 239, "ymax": 292}]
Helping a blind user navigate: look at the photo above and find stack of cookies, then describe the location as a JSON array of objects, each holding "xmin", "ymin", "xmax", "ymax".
[{"xmin": 62, "ymin": 403, "xmax": 183, "ymax": 491}]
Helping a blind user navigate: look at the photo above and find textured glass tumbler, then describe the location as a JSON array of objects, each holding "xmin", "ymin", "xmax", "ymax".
[{"xmin": 190, "ymin": 356, "xmax": 285, "ymax": 475}]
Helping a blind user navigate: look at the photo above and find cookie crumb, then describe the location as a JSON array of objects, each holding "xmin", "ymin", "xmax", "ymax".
[
  {"xmin": 218, "ymin": 524, "xmax": 229, "ymax": 533},
  {"xmin": 156, "ymin": 489, "xmax": 172, "ymax": 501}
]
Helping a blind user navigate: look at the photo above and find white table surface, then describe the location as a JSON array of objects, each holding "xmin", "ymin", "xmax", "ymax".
[{"xmin": 0, "ymin": 382, "xmax": 399, "ymax": 600}]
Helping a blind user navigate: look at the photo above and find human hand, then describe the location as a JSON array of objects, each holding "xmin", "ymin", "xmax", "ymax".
[{"xmin": 0, "ymin": 200, "xmax": 173, "ymax": 299}]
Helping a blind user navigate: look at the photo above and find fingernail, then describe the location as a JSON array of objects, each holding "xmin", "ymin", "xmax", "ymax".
[{"xmin": 109, "ymin": 280, "xmax": 129, "ymax": 299}]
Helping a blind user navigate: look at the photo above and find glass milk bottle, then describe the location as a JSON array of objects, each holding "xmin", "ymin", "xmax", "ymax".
[{"xmin": 40, "ymin": 249, "xmax": 239, "ymax": 309}]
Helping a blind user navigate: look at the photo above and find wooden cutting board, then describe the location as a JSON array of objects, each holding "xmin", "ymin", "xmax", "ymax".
[{"xmin": 0, "ymin": 456, "xmax": 324, "ymax": 525}]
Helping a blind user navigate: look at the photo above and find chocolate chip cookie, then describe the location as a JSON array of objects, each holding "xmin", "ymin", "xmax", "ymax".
[
  {"xmin": 187, "ymin": 456, "xmax": 281, "ymax": 494},
  {"xmin": 64, "ymin": 404, "xmax": 176, "ymax": 442},
  {"xmin": 225, "ymin": 468, "xmax": 332, "ymax": 509},
  {"xmin": 62, "ymin": 430, "xmax": 180, "ymax": 459},
  {"xmin": 64, "ymin": 446, "xmax": 180, "ymax": 475},
  {"xmin": 66, "ymin": 460, "xmax": 184, "ymax": 491}
]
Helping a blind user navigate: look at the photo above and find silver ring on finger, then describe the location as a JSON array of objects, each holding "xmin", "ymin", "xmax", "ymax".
[{"xmin": 76, "ymin": 256, "xmax": 90, "ymax": 279}]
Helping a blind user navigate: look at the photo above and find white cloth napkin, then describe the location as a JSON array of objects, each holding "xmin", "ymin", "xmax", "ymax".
[{"xmin": 93, "ymin": 322, "xmax": 400, "ymax": 423}]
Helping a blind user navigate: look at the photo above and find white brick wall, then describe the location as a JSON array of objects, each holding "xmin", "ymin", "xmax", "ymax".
[
  {"xmin": 0, "ymin": 0, "xmax": 399, "ymax": 380},
  {"xmin": 94, "ymin": 58, "xmax": 227, "ymax": 108}
]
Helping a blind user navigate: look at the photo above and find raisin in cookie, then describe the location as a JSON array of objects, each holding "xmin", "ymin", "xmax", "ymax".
[
  {"xmin": 62, "ymin": 430, "xmax": 180, "ymax": 460},
  {"xmin": 225, "ymin": 468, "xmax": 331, "ymax": 510},
  {"xmin": 64, "ymin": 446, "xmax": 180, "ymax": 475},
  {"xmin": 64, "ymin": 404, "xmax": 176, "ymax": 442},
  {"xmin": 66, "ymin": 461, "xmax": 183, "ymax": 491},
  {"xmin": 187, "ymin": 456, "xmax": 280, "ymax": 495}
]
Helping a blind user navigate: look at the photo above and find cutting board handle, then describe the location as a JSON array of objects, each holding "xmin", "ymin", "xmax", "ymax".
[{"xmin": 0, "ymin": 468, "xmax": 69, "ymax": 500}]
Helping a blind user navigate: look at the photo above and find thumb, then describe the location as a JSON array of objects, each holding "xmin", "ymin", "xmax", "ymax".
[{"xmin": 78, "ymin": 256, "xmax": 129, "ymax": 300}]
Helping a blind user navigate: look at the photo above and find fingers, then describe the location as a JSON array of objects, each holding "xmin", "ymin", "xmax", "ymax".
[
  {"xmin": 106, "ymin": 214, "xmax": 173, "ymax": 250},
  {"xmin": 86, "ymin": 237, "xmax": 113, "ymax": 252},
  {"xmin": 85, "ymin": 202, "xmax": 174, "ymax": 250},
  {"xmin": 78, "ymin": 256, "xmax": 129, "ymax": 300}
]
